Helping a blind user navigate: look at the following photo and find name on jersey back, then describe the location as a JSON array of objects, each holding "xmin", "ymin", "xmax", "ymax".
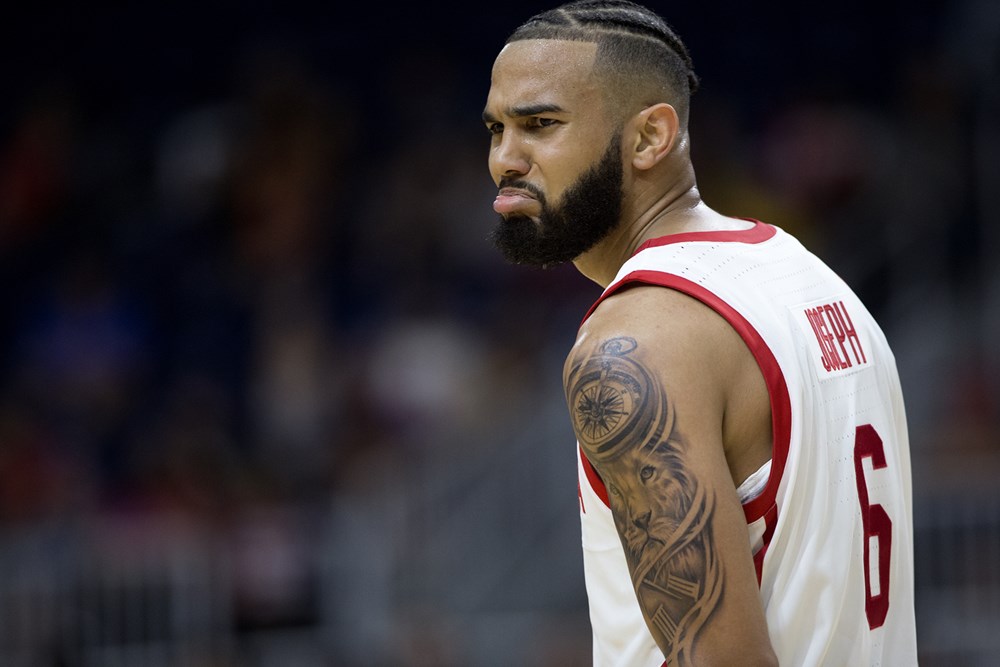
[{"xmin": 795, "ymin": 299, "xmax": 871, "ymax": 379}]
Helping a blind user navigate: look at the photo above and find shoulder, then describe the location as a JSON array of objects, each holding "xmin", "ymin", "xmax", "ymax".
[{"xmin": 564, "ymin": 284, "xmax": 746, "ymax": 396}]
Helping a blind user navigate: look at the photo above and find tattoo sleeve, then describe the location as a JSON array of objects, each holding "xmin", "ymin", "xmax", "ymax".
[{"xmin": 567, "ymin": 336, "xmax": 723, "ymax": 666}]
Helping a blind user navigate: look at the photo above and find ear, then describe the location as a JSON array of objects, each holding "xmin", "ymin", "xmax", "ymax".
[{"xmin": 630, "ymin": 103, "xmax": 680, "ymax": 171}]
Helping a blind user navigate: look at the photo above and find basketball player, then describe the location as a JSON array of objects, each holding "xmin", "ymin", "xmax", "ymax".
[{"xmin": 483, "ymin": 2, "xmax": 918, "ymax": 665}]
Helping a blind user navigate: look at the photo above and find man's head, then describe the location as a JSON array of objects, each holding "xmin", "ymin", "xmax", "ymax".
[{"xmin": 484, "ymin": 1, "xmax": 699, "ymax": 267}]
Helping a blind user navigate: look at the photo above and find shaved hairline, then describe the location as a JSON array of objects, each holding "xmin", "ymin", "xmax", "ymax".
[{"xmin": 506, "ymin": 33, "xmax": 690, "ymax": 129}]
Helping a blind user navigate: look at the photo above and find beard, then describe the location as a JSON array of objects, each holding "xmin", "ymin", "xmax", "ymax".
[{"xmin": 490, "ymin": 131, "xmax": 624, "ymax": 267}]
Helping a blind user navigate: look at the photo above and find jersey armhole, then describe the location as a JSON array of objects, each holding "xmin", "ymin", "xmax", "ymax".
[{"xmin": 581, "ymin": 270, "xmax": 792, "ymax": 525}]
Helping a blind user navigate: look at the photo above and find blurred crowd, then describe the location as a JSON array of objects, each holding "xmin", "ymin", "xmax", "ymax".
[{"xmin": 0, "ymin": 1, "xmax": 998, "ymax": 665}]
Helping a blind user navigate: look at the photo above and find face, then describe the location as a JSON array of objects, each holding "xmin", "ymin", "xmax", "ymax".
[{"xmin": 484, "ymin": 40, "xmax": 625, "ymax": 267}]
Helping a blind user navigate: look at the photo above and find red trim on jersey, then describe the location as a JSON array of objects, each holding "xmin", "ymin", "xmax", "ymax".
[
  {"xmin": 580, "ymin": 444, "xmax": 610, "ymax": 509},
  {"xmin": 577, "ymin": 270, "xmax": 792, "ymax": 566},
  {"xmin": 633, "ymin": 219, "xmax": 775, "ymax": 254},
  {"xmin": 753, "ymin": 503, "xmax": 779, "ymax": 584}
]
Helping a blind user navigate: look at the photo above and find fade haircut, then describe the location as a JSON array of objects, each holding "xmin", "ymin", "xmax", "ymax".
[{"xmin": 506, "ymin": 0, "xmax": 699, "ymax": 127}]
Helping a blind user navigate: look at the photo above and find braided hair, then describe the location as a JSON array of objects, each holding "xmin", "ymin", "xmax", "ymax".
[{"xmin": 506, "ymin": 1, "xmax": 698, "ymax": 125}]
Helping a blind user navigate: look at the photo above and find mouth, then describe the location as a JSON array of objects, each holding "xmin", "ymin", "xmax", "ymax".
[{"xmin": 494, "ymin": 187, "xmax": 540, "ymax": 216}]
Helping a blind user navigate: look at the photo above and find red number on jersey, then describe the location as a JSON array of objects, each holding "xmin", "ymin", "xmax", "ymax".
[{"xmin": 854, "ymin": 424, "xmax": 892, "ymax": 629}]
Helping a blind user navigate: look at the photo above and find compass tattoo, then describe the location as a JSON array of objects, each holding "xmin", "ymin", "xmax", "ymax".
[{"xmin": 566, "ymin": 337, "xmax": 723, "ymax": 666}]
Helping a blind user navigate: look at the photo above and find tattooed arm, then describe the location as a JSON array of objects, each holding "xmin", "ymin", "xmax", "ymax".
[{"xmin": 564, "ymin": 286, "xmax": 777, "ymax": 666}]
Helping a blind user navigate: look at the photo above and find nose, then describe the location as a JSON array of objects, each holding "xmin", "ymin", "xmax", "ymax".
[
  {"xmin": 633, "ymin": 510, "xmax": 652, "ymax": 532},
  {"xmin": 490, "ymin": 132, "xmax": 530, "ymax": 183}
]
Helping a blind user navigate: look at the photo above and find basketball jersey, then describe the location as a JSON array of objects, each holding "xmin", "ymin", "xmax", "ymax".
[{"xmin": 576, "ymin": 221, "xmax": 917, "ymax": 666}]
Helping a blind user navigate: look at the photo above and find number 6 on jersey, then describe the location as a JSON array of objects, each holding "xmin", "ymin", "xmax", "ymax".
[{"xmin": 854, "ymin": 424, "xmax": 892, "ymax": 629}]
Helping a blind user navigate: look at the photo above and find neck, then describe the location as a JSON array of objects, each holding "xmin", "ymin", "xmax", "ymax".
[{"xmin": 573, "ymin": 163, "xmax": 715, "ymax": 287}]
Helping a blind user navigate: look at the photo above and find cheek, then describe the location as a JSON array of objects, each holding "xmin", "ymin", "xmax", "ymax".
[
  {"xmin": 536, "ymin": 146, "xmax": 603, "ymax": 202},
  {"xmin": 539, "ymin": 149, "xmax": 579, "ymax": 184}
]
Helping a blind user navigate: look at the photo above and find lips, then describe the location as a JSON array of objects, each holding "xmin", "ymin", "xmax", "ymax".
[{"xmin": 493, "ymin": 188, "xmax": 539, "ymax": 215}]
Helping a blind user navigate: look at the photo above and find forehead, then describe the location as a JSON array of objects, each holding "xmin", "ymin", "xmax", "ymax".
[{"xmin": 487, "ymin": 39, "xmax": 603, "ymax": 114}]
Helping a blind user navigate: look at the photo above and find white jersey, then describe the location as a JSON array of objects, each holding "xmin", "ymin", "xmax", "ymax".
[{"xmin": 576, "ymin": 221, "xmax": 917, "ymax": 666}]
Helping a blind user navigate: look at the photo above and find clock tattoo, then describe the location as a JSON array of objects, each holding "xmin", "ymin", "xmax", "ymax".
[{"xmin": 569, "ymin": 337, "xmax": 673, "ymax": 463}]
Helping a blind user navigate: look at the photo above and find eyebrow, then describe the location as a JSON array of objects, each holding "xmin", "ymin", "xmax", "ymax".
[{"xmin": 482, "ymin": 103, "xmax": 566, "ymax": 124}]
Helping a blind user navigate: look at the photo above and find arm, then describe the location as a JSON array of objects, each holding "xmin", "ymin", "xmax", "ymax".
[{"xmin": 564, "ymin": 287, "xmax": 776, "ymax": 666}]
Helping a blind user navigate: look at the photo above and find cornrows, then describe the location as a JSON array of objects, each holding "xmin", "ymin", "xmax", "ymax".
[{"xmin": 507, "ymin": 0, "xmax": 699, "ymax": 95}]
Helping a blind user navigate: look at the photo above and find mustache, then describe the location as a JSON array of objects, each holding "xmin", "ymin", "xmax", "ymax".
[{"xmin": 498, "ymin": 178, "xmax": 545, "ymax": 201}]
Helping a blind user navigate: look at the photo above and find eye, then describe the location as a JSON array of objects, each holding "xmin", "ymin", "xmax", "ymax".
[
  {"xmin": 487, "ymin": 122, "xmax": 504, "ymax": 136},
  {"xmin": 526, "ymin": 117, "xmax": 558, "ymax": 130},
  {"xmin": 640, "ymin": 465, "xmax": 655, "ymax": 482}
]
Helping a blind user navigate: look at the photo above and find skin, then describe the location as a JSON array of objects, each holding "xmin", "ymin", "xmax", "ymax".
[{"xmin": 485, "ymin": 40, "xmax": 778, "ymax": 665}]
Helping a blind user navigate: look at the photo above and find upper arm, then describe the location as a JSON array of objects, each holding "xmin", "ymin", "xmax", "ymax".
[{"xmin": 564, "ymin": 286, "xmax": 776, "ymax": 666}]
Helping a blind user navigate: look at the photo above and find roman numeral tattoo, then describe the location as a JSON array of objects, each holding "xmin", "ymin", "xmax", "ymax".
[
  {"xmin": 567, "ymin": 337, "xmax": 723, "ymax": 666},
  {"xmin": 652, "ymin": 604, "xmax": 679, "ymax": 643}
]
